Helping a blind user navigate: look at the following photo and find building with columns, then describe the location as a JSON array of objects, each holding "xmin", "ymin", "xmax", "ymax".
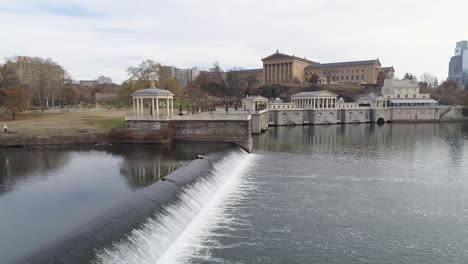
[
  {"xmin": 291, "ymin": 91, "xmax": 338, "ymax": 109},
  {"xmin": 131, "ymin": 83, "xmax": 174, "ymax": 119},
  {"xmin": 261, "ymin": 50, "xmax": 394, "ymax": 85},
  {"xmin": 262, "ymin": 51, "xmax": 318, "ymax": 84},
  {"xmin": 241, "ymin": 95, "xmax": 268, "ymax": 111}
]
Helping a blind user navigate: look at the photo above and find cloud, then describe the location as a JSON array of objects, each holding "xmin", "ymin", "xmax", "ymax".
[{"xmin": 0, "ymin": 0, "xmax": 467, "ymax": 83}]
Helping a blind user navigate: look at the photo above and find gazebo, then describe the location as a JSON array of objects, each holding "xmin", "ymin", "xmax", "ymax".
[{"xmin": 131, "ymin": 82, "xmax": 174, "ymax": 119}]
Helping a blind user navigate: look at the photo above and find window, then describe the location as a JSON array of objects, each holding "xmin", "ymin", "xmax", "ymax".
[
  {"xmin": 405, "ymin": 94, "xmax": 408, "ymax": 98},
  {"xmin": 341, "ymin": 76, "xmax": 344, "ymax": 80},
  {"xmin": 351, "ymin": 69, "xmax": 354, "ymax": 73},
  {"xmin": 346, "ymin": 70, "xmax": 349, "ymax": 73},
  {"xmin": 356, "ymin": 75, "xmax": 359, "ymax": 80},
  {"xmin": 361, "ymin": 74, "xmax": 364, "ymax": 80},
  {"xmin": 362, "ymin": 69, "xmax": 364, "ymax": 72},
  {"xmin": 346, "ymin": 76, "xmax": 349, "ymax": 80},
  {"xmin": 397, "ymin": 94, "xmax": 400, "ymax": 98},
  {"xmin": 413, "ymin": 94, "xmax": 416, "ymax": 98},
  {"xmin": 351, "ymin": 75, "xmax": 354, "ymax": 80}
]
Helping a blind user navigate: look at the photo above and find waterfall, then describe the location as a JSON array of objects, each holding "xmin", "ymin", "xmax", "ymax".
[{"xmin": 92, "ymin": 148, "xmax": 254, "ymax": 264}]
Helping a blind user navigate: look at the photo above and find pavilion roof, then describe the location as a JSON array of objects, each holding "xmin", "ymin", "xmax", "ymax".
[{"xmin": 131, "ymin": 84, "xmax": 174, "ymax": 97}]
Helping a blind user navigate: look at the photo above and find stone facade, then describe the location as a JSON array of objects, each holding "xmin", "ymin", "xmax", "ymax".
[
  {"xmin": 305, "ymin": 60, "xmax": 382, "ymax": 85},
  {"xmin": 262, "ymin": 51, "xmax": 318, "ymax": 84},
  {"xmin": 382, "ymin": 79, "xmax": 430, "ymax": 99},
  {"xmin": 126, "ymin": 119, "xmax": 253, "ymax": 152},
  {"xmin": 261, "ymin": 51, "xmax": 393, "ymax": 85}
]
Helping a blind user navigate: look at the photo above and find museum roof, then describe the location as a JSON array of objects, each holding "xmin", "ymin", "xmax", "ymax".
[
  {"xmin": 306, "ymin": 59, "xmax": 381, "ymax": 69},
  {"xmin": 262, "ymin": 51, "xmax": 318, "ymax": 64},
  {"xmin": 381, "ymin": 66, "xmax": 395, "ymax": 72},
  {"xmin": 291, "ymin": 91, "xmax": 338, "ymax": 98},
  {"xmin": 131, "ymin": 83, "xmax": 174, "ymax": 97}
]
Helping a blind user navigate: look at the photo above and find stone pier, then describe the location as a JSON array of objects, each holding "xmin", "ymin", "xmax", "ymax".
[{"xmin": 125, "ymin": 115, "xmax": 253, "ymax": 152}]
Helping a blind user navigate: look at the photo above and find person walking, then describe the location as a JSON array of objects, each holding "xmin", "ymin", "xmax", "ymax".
[{"xmin": 3, "ymin": 124, "xmax": 7, "ymax": 134}]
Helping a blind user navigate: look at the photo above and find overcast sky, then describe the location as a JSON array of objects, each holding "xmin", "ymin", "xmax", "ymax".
[{"xmin": 0, "ymin": 0, "xmax": 467, "ymax": 84}]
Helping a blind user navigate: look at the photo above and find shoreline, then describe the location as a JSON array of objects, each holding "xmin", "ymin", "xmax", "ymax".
[{"xmin": 1, "ymin": 120, "xmax": 466, "ymax": 149}]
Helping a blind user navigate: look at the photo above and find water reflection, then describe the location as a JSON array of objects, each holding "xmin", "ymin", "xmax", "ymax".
[
  {"xmin": 0, "ymin": 148, "xmax": 70, "ymax": 196},
  {"xmin": 255, "ymin": 123, "xmax": 467, "ymax": 154},
  {"xmin": 0, "ymin": 142, "xmax": 232, "ymax": 264}
]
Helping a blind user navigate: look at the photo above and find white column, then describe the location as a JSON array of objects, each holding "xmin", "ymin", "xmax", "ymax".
[
  {"xmin": 152, "ymin": 98, "xmax": 155, "ymax": 117},
  {"xmin": 137, "ymin": 98, "xmax": 141, "ymax": 116},
  {"xmin": 171, "ymin": 98, "xmax": 174, "ymax": 118},
  {"xmin": 156, "ymin": 98, "xmax": 159, "ymax": 119},
  {"xmin": 167, "ymin": 98, "xmax": 170, "ymax": 119},
  {"xmin": 132, "ymin": 99, "xmax": 136, "ymax": 115}
]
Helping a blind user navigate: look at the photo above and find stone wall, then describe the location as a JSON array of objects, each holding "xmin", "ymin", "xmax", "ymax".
[
  {"xmin": 390, "ymin": 108, "xmax": 439, "ymax": 122},
  {"xmin": 268, "ymin": 106, "xmax": 447, "ymax": 126},
  {"xmin": 126, "ymin": 119, "xmax": 253, "ymax": 152},
  {"xmin": 439, "ymin": 106, "xmax": 464, "ymax": 121},
  {"xmin": 251, "ymin": 110, "xmax": 269, "ymax": 134}
]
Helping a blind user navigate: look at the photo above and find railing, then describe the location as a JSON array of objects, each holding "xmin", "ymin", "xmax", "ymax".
[{"xmin": 125, "ymin": 113, "xmax": 251, "ymax": 121}]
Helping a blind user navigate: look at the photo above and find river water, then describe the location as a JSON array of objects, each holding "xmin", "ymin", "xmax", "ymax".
[{"xmin": 1, "ymin": 123, "xmax": 468, "ymax": 263}]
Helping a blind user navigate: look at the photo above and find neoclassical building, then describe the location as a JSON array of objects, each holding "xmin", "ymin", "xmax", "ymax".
[
  {"xmin": 262, "ymin": 51, "xmax": 318, "ymax": 84},
  {"xmin": 262, "ymin": 50, "xmax": 394, "ymax": 85}
]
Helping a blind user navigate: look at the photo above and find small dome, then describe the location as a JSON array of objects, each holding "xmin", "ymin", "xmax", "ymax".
[
  {"xmin": 131, "ymin": 83, "xmax": 174, "ymax": 97},
  {"xmin": 338, "ymin": 98, "xmax": 345, "ymax": 102}
]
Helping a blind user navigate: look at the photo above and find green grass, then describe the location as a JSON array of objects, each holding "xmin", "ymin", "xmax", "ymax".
[{"xmin": 80, "ymin": 116, "xmax": 125, "ymax": 129}]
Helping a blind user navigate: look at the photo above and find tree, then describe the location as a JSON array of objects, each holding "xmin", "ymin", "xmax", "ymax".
[
  {"xmin": 2, "ymin": 85, "xmax": 29, "ymax": 120},
  {"xmin": 225, "ymin": 68, "xmax": 246, "ymax": 99},
  {"xmin": 0, "ymin": 64, "xmax": 20, "ymax": 89},
  {"xmin": 403, "ymin": 72, "xmax": 415, "ymax": 81},
  {"xmin": 96, "ymin": 76, "xmax": 113, "ymax": 85},
  {"xmin": 58, "ymin": 85, "xmax": 80, "ymax": 105},
  {"xmin": 419, "ymin": 72, "xmax": 436, "ymax": 89},
  {"xmin": 159, "ymin": 77, "xmax": 183, "ymax": 97},
  {"xmin": 127, "ymin": 59, "xmax": 161, "ymax": 82},
  {"xmin": 209, "ymin": 62, "xmax": 224, "ymax": 84},
  {"xmin": 4, "ymin": 56, "xmax": 68, "ymax": 111}
]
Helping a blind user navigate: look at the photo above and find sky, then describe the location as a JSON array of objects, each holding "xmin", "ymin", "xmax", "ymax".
[{"xmin": 0, "ymin": 0, "xmax": 467, "ymax": 84}]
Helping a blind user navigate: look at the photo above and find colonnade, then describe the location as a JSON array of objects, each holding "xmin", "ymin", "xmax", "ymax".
[
  {"xmin": 264, "ymin": 62, "xmax": 292, "ymax": 84},
  {"xmin": 293, "ymin": 97, "xmax": 337, "ymax": 109},
  {"xmin": 132, "ymin": 97, "xmax": 174, "ymax": 119}
]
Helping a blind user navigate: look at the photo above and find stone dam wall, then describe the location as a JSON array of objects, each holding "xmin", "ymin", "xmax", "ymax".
[{"xmin": 125, "ymin": 119, "xmax": 253, "ymax": 152}]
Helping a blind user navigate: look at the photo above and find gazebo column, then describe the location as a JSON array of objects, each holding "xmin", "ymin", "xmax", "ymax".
[
  {"xmin": 156, "ymin": 98, "xmax": 159, "ymax": 119},
  {"xmin": 140, "ymin": 98, "xmax": 144, "ymax": 116},
  {"xmin": 133, "ymin": 98, "xmax": 136, "ymax": 115},
  {"xmin": 171, "ymin": 98, "xmax": 174, "ymax": 118},
  {"xmin": 137, "ymin": 98, "xmax": 141, "ymax": 116},
  {"xmin": 151, "ymin": 98, "xmax": 155, "ymax": 117},
  {"xmin": 166, "ymin": 98, "xmax": 170, "ymax": 119}
]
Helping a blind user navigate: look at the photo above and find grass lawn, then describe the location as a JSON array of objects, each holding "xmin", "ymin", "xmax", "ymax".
[{"xmin": 1, "ymin": 110, "xmax": 127, "ymax": 135}]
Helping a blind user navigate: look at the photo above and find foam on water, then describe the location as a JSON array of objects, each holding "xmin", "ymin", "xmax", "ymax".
[{"xmin": 93, "ymin": 150, "xmax": 256, "ymax": 264}]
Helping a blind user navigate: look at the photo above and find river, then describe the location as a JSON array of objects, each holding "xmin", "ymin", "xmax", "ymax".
[{"xmin": 1, "ymin": 123, "xmax": 468, "ymax": 263}]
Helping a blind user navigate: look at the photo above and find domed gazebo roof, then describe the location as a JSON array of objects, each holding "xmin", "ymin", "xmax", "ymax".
[{"xmin": 131, "ymin": 83, "xmax": 174, "ymax": 97}]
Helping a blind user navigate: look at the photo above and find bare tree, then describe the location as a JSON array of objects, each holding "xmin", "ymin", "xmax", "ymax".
[
  {"xmin": 419, "ymin": 72, "xmax": 436, "ymax": 88},
  {"xmin": 6, "ymin": 56, "xmax": 67, "ymax": 111},
  {"xmin": 127, "ymin": 59, "xmax": 161, "ymax": 82},
  {"xmin": 96, "ymin": 75, "xmax": 113, "ymax": 84}
]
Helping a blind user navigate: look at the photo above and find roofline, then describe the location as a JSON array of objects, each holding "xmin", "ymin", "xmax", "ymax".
[
  {"xmin": 291, "ymin": 91, "xmax": 338, "ymax": 97},
  {"xmin": 306, "ymin": 59, "xmax": 381, "ymax": 69},
  {"xmin": 262, "ymin": 52, "xmax": 318, "ymax": 64}
]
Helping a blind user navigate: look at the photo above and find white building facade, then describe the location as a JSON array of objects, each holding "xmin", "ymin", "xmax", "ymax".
[{"xmin": 381, "ymin": 79, "xmax": 430, "ymax": 99}]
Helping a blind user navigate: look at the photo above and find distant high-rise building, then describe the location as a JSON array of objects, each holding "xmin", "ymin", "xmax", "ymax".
[
  {"xmin": 448, "ymin": 40, "xmax": 468, "ymax": 89},
  {"xmin": 160, "ymin": 66, "xmax": 202, "ymax": 87}
]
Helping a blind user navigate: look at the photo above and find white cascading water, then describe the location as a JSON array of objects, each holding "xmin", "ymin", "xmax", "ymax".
[{"xmin": 93, "ymin": 150, "xmax": 255, "ymax": 264}]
